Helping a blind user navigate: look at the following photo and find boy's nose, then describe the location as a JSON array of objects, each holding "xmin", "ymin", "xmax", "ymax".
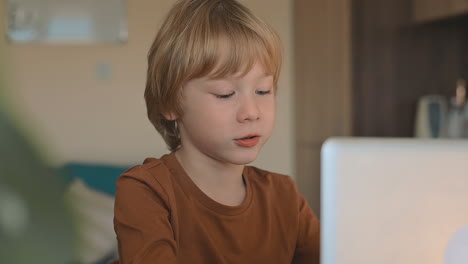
[{"xmin": 237, "ymin": 96, "xmax": 260, "ymax": 122}]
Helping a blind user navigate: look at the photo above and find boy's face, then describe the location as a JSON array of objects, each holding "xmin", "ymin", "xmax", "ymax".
[{"xmin": 175, "ymin": 62, "xmax": 276, "ymax": 165}]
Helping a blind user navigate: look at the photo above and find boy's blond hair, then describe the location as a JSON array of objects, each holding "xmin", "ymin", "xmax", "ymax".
[{"xmin": 145, "ymin": 0, "xmax": 283, "ymax": 151}]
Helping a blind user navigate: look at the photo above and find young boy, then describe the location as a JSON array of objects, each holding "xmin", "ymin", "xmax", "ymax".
[{"xmin": 113, "ymin": 0, "xmax": 320, "ymax": 263}]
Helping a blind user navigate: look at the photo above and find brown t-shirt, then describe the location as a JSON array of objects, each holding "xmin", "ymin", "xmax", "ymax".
[{"xmin": 114, "ymin": 153, "xmax": 320, "ymax": 264}]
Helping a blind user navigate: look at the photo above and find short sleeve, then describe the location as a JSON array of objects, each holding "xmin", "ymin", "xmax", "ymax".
[{"xmin": 113, "ymin": 169, "xmax": 178, "ymax": 264}]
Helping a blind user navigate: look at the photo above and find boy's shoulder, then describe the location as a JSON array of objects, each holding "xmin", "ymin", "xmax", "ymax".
[
  {"xmin": 118, "ymin": 156, "xmax": 172, "ymax": 186},
  {"xmin": 118, "ymin": 156, "xmax": 300, "ymax": 197}
]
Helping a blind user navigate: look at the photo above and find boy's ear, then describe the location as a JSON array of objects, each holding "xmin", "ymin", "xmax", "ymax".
[{"xmin": 163, "ymin": 111, "xmax": 178, "ymax": 121}]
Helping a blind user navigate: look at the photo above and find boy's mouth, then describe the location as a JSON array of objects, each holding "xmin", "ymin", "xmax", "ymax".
[
  {"xmin": 234, "ymin": 134, "xmax": 260, "ymax": 148},
  {"xmin": 236, "ymin": 134, "xmax": 259, "ymax": 140}
]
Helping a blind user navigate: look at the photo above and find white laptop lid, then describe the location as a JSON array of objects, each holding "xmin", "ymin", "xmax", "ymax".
[{"xmin": 321, "ymin": 137, "xmax": 468, "ymax": 264}]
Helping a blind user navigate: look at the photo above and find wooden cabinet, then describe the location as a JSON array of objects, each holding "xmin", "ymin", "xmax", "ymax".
[
  {"xmin": 414, "ymin": 0, "xmax": 468, "ymax": 23},
  {"xmin": 354, "ymin": 0, "xmax": 468, "ymax": 138}
]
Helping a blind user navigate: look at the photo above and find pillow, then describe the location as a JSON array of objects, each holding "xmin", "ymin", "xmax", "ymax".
[
  {"xmin": 65, "ymin": 178, "xmax": 119, "ymax": 264},
  {"xmin": 61, "ymin": 162, "xmax": 132, "ymax": 263}
]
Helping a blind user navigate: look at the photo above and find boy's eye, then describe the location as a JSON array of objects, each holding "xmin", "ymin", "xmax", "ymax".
[
  {"xmin": 256, "ymin": 90, "xmax": 272, "ymax": 95},
  {"xmin": 215, "ymin": 92, "xmax": 235, "ymax": 99}
]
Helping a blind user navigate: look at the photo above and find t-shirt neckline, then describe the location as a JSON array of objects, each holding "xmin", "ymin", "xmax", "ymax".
[{"xmin": 161, "ymin": 152, "xmax": 253, "ymax": 216}]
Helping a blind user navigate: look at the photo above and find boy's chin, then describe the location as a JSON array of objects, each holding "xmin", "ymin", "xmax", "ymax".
[{"xmin": 227, "ymin": 151, "xmax": 260, "ymax": 165}]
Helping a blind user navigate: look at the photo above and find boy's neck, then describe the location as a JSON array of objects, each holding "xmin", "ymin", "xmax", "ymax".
[{"xmin": 174, "ymin": 148, "xmax": 246, "ymax": 205}]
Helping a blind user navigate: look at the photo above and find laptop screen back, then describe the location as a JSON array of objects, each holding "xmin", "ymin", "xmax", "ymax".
[{"xmin": 321, "ymin": 138, "xmax": 468, "ymax": 264}]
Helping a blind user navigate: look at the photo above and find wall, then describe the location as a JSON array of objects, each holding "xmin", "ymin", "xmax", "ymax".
[{"xmin": 0, "ymin": 0, "xmax": 295, "ymax": 177}]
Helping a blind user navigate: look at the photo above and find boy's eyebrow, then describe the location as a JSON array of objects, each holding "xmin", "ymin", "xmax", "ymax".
[
  {"xmin": 202, "ymin": 76, "xmax": 273, "ymax": 90},
  {"xmin": 206, "ymin": 72, "xmax": 273, "ymax": 81}
]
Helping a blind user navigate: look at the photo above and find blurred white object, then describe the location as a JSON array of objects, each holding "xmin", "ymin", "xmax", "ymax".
[
  {"xmin": 65, "ymin": 179, "xmax": 117, "ymax": 264},
  {"xmin": 447, "ymin": 100, "xmax": 465, "ymax": 138},
  {"xmin": 414, "ymin": 95, "xmax": 447, "ymax": 138},
  {"xmin": 447, "ymin": 79, "xmax": 466, "ymax": 138},
  {"xmin": 464, "ymin": 106, "xmax": 468, "ymax": 138},
  {"xmin": 321, "ymin": 137, "xmax": 468, "ymax": 264}
]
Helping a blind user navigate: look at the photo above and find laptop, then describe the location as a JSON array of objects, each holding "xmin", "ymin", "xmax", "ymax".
[{"xmin": 321, "ymin": 137, "xmax": 468, "ymax": 264}]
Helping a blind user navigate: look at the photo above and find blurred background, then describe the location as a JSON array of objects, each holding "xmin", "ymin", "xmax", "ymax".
[{"xmin": 1, "ymin": 0, "xmax": 468, "ymax": 263}]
